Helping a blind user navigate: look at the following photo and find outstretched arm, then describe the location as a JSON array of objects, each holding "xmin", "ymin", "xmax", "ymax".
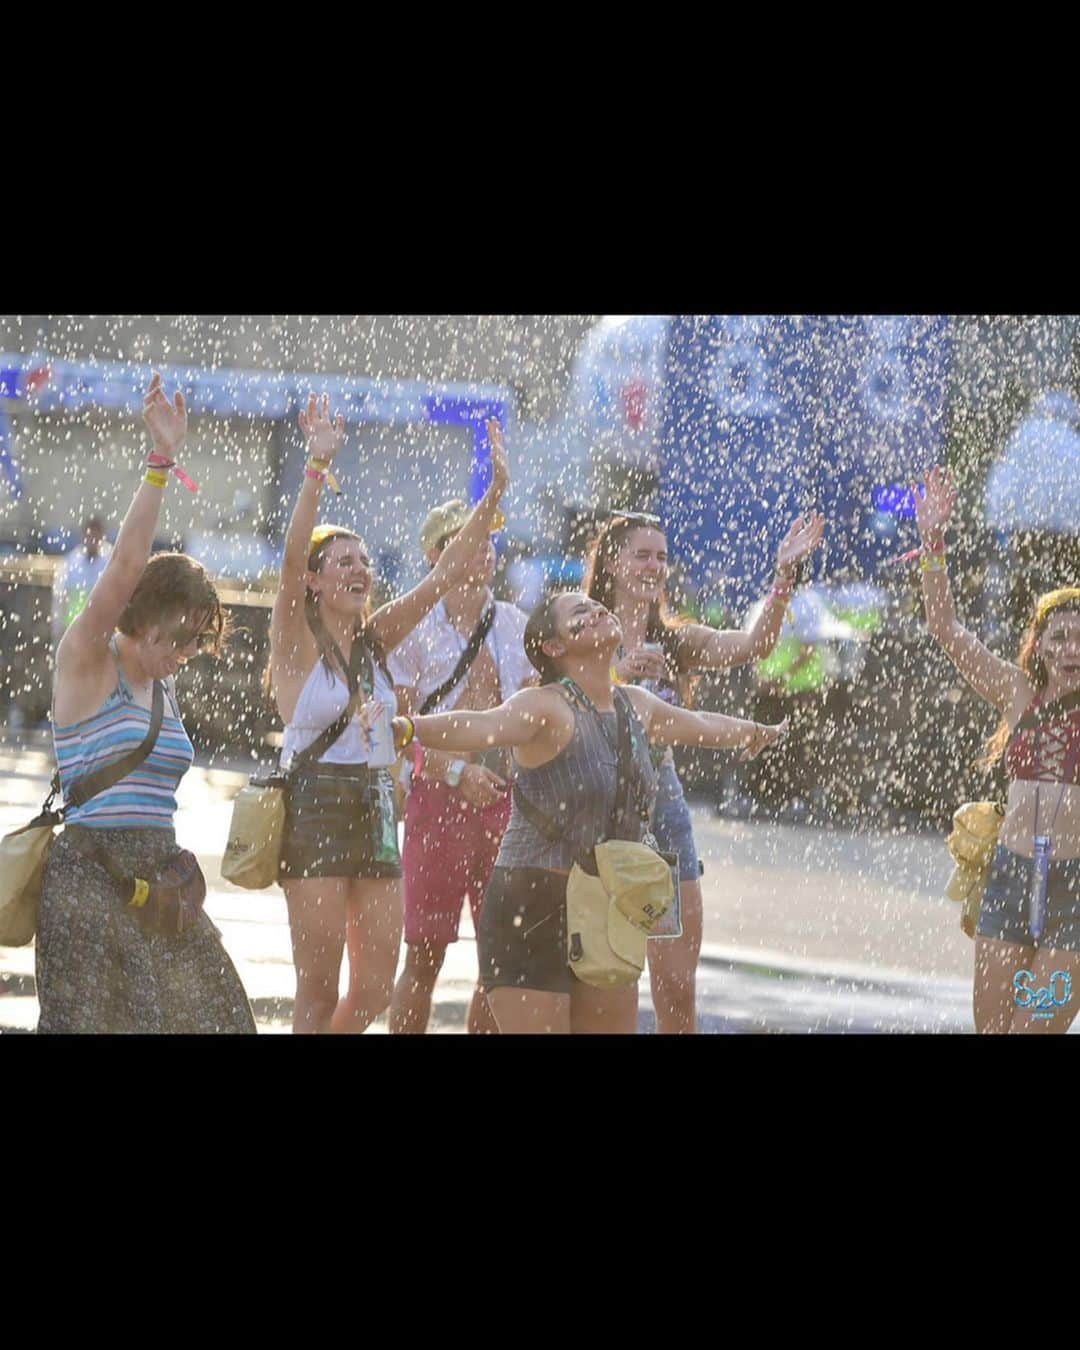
[
  {"xmin": 397, "ymin": 685, "xmax": 552, "ymax": 757},
  {"xmin": 626, "ymin": 686, "xmax": 787, "ymax": 761},
  {"xmin": 914, "ymin": 466, "xmax": 1030, "ymax": 713},
  {"xmin": 368, "ymin": 419, "xmax": 510, "ymax": 653},
  {"xmin": 57, "ymin": 372, "xmax": 186, "ymax": 669},
  {"xmin": 673, "ymin": 512, "xmax": 826, "ymax": 669}
]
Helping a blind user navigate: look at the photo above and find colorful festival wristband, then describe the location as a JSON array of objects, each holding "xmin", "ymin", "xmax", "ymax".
[
  {"xmin": 144, "ymin": 468, "xmax": 169, "ymax": 489},
  {"xmin": 305, "ymin": 456, "xmax": 341, "ymax": 495},
  {"xmin": 147, "ymin": 450, "xmax": 198, "ymax": 493}
]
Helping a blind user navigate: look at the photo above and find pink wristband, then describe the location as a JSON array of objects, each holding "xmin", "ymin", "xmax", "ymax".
[
  {"xmin": 147, "ymin": 450, "xmax": 197, "ymax": 493},
  {"xmin": 305, "ymin": 466, "xmax": 327, "ymax": 482}
]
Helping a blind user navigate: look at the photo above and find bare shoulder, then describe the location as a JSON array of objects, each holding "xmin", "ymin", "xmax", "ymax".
[{"xmin": 53, "ymin": 633, "xmax": 118, "ymax": 726}]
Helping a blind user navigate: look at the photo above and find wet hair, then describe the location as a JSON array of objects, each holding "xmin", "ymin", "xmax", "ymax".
[
  {"xmin": 524, "ymin": 592, "xmax": 568, "ymax": 685},
  {"xmin": 117, "ymin": 552, "xmax": 228, "ymax": 656},
  {"xmin": 979, "ymin": 586, "xmax": 1080, "ymax": 768},
  {"xmin": 583, "ymin": 516, "xmax": 687, "ymax": 671}
]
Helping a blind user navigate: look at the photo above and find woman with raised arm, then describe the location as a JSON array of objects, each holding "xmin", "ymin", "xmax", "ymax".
[
  {"xmin": 37, "ymin": 372, "xmax": 256, "ymax": 1034},
  {"xmin": 270, "ymin": 395, "xmax": 510, "ymax": 1034},
  {"xmin": 914, "ymin": 465, "xmax": 1080, "ymax": 1034},
  {"xmin": 583, "ymin": 508, "xmax": 825, "ymax": 1033},
  {"xmin": 390, "ymin": 590, "xmax": 788, "ymax": 1035}
]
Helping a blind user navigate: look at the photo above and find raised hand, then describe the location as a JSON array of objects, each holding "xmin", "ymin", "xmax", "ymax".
[
  {"xmin": 487, "ymin": 418, "xmax": 509, "ymax": 497},
  {"xmin": 299, "ymin": 391, "xmax": 346, "ymax": 463},
  {"xmin": 775, "ymin": 512, "xmax": 826, "ymax": 575},
  {"xmin": 739, "ymin": 718, "xmax": 788, "ymax": 762},
  {"xmin": 142, "ymin": 371, "xmax": 187, "ymax": 460},
  {"xmin": 911, "ymin": 465, "xmax": 955, "ymax": 546}
]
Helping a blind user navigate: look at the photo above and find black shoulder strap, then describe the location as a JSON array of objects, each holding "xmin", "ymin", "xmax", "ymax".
[
  {"xmin": 60, "ymin": 680, "xmax": 165, "ymax": 815},
  {"xmin": 289, "ymin": 634, "xmax": 369, "ymax": 773},
  {"xmin": 419, "ymin": 603, "xmax": 496, "ymax": 715}
]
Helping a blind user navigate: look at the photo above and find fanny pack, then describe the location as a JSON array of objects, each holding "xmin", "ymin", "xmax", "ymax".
[
  {"xmin": 0, "ymin": 680, "xmax": 165, "ymax": 947},
  {"xmin": 70, "ymin": 830, "xmax": 208, "ymax": 936},
  {"xmin": 514, "ymin": 681, "xmax": 674, "ymax": 989},
  {"xmin": 223, "ymin": 633, "xmax": 381, "ymax": 889}
]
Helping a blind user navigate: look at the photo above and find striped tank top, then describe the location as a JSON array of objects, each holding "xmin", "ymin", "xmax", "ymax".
[
  {"xmin": 497, "ymin": 683, "xmax": 658, "ymax": 872},
  {"xmin": 53, "ymin": 637, "xmax": 194, "ymax": 829}
]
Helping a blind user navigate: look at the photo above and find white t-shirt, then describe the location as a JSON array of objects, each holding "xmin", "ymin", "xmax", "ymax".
[{"xmin": 388, "ymin": 597, "xmax": 533, "ymax": 713}]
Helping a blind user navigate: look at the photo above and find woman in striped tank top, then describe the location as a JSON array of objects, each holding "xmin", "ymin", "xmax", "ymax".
[
  {"xmin": 392, "ymin": 591, "xmax": 789, "ymax": 1034},
  {"xmin": 36, "ymin": 372, "xmax": 255, "ymax": 1034}
]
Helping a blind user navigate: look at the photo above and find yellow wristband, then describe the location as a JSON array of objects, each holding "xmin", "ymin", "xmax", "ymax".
[
  {"xmin": 129, "ymin": 877, "xmax": 150, "ymax": 908},
  {"xmin": 144, "ymin": 468, "xmax": 169, "ymax": 489},
  {"xmin": 920, "ymin": 552, "xmax": 947, "ymax": 573}
]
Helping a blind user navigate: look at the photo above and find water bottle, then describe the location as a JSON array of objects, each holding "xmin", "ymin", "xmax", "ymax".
[{"xmin": 1030, "ymin": 835, "xmax": 1052, "ymax": 942}]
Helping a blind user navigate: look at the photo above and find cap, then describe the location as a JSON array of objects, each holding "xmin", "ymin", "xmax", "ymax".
[{"xmin": 419, "ymin": 499, "xmax": 505, "ymax": 554}]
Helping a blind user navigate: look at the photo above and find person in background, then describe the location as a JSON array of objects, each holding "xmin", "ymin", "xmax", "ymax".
[
  {"xmin": 51, "ymin": 516, "xmax": 111, "ymax": 645},
  {"xmin": 387, "ymin": 500, "xmax": 535, "ymax": 1035},
  {"xmin": 583, "ymin": 508, "xmax": 825, "ymax": 1033}
]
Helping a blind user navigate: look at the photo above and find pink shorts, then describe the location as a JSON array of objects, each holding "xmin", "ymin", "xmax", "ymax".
[{"xmin": 401, "ymin": 776, "xmax": 512, "ymax": 948}]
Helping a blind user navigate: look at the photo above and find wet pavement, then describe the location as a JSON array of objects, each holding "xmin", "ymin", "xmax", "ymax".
[{"xmin": 0, "ymin": 733, "xmax": 1054, "ymax": 1035}]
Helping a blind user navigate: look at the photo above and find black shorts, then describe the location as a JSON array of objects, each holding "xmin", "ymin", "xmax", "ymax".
[
  {"xmin": 478, "ymin": 866, "xmax": 573, "ymax": 995},
  {"xmin": 278, "ymin": 764, "xmax": 402, "ymax": 882}
]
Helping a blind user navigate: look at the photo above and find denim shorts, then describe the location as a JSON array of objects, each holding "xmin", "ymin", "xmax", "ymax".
[
  {"xmin": 650, "ymin": 758, "xmax": 702, "ymax": 884},
  {"xmin": 975, "ymin": 843, "xmax": 1080, "ymax": 951}
]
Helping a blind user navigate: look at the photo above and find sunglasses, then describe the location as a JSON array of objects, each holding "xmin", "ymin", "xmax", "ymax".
[{"xmin": 609, "ymin": 510, "xmax": 661, "ymax": 526}]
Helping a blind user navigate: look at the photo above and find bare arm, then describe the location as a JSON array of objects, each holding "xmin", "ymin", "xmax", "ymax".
[
  {"xmin": 270, "ymin": 392, "xmax": 344, "ymax": 684},
  {"xmin": 367, "ymin": 419, "xmax": 510, "ymax": 654},
  {"xmin": 914, "ymin": 466, "xmax": 1030, "ymax": 713},
  {"xmin": 57, "ymin": 373, "xmax": 185, "ymax": 673},
  {"xmin": 625, "ymin": 686, "xmax": 787, "ymax": 760},
  {"xmin": 671, "ymin": 512, "xmax": 826, "ymax": 670},
  {"xmin": 402, "ymin": 686, "xmax": 555, "ymax": 757}
]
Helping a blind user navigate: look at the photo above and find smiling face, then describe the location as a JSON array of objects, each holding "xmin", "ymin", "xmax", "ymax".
[
  {"xmin": 1036, "ymin": 609, "xmax": 1080, "ymax": 694},
  {"xmin": 545, "ymin": 593, "xmax": 622, "ymax": 663},
  {"xmin": 611, "ymin": 526, "xmax": 668, "ymax": 606},
  {"xmin": 306, "ymin": 535, "xmax": 373, "ymax": 619}
]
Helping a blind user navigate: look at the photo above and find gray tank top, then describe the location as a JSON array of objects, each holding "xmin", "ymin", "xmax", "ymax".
[{"xmin": 496, "ymin": 682, "xmax": 658, "ymax": 872}]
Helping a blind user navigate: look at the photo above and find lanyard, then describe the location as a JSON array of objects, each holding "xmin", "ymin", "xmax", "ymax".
[{"xmin": 1033, "ymin": 728, "xmax": 1080, "ymax": 851}]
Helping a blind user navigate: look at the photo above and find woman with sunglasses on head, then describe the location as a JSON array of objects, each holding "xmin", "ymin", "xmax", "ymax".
[
  {"xmin": 583, "ymin": 508, "xmax": 825, "ymax": 1034},
  {"xmin": 390, "ymin": 590, "xmax": 788, "ymax": 1034},
  {"xmin": 914, "ymin": 466, "xmax": 1080, "ymax": 1034},
  {"xmin": 269, "ymin": 395, "xmax": 510, "ymax": 1034},
  {"xmin": 36, "ymin": 372, "xmax": 256, "ymax": 1034}
]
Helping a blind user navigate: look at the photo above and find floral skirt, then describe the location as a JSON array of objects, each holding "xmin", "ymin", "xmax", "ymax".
[{"xmin": 35, "ymin": 826, "xmax": 256, "ymax": 1034}]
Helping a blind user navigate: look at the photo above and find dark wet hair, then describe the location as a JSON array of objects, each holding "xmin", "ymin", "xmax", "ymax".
[
  {"xmin": 524, "ymin": 593, "xmax": 567, "ymax": 685},
  {"xmin": 118, "ymin": 552, "xmax": 228, "ymax": 656}
]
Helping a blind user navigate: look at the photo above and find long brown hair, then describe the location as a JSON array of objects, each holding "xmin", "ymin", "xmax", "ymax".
[
  {"xmin": 978, "ymin": 586, "xmax": 1080, "ymax": 768},
  {"xmin": 583, "ymin": 516, "xmax": 689, "ymax": 672},
  {"xmin": 264, "ymin": 527, "xmax": 384, "ymax": 699}
]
